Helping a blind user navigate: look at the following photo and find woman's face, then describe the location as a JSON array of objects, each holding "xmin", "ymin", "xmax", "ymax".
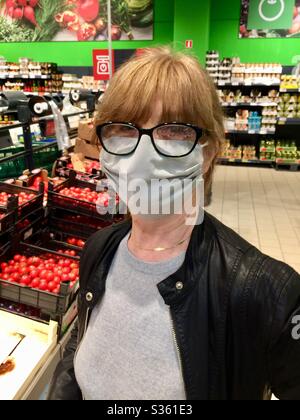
[{"xmin": 142, "ymin": 101, "xmax": 217, "ymax": 174}]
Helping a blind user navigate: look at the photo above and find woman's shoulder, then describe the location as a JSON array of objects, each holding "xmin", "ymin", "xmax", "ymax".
[{"xmin": 205, "ymin": 211, "xmax": 299, "ymax": 297}]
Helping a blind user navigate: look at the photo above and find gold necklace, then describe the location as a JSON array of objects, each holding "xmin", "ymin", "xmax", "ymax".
[{"xmin": 128, "ymin": 233, "xmax": 191, "ymax": 252}]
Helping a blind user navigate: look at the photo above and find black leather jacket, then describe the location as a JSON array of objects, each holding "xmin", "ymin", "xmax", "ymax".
[{"xmin": 48, "ymin": 213, "xmax": 300, "ymax": 400}]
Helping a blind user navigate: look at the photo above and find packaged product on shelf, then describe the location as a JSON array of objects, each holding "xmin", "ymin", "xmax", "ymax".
[
  {"xmin": 206, "ymin": 51, "xmax": 220, "ymax": 84},
  {"xmin": 259, "ymin": 140, "xmax": 275, "ymax": 161},
  {"xmin": 242, "ymin": 145, "xmax": 257, "ymax": 161},
  {"xmin": 248, "ymin": 111, "xmax": 262, "ymax": 131},
  {"xmin": 275, "ymin": 140, "xmax": 299, "ymax": 164},
  {"xmin": 280, "ymin": 75, "xmax": 300, "ymax": 91},
  {"xmin": 235, "ymin": 109, "xmax": 249, "ymax": 131}
]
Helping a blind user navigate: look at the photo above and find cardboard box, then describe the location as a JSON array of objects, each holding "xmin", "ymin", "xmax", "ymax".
[
  {"xmin": 74, "ymin": 137, "xmax": 101, "ymax": 160},
  {"xmin": 78, "ymin": 120, "xmax": 97, "ymax": 144}
]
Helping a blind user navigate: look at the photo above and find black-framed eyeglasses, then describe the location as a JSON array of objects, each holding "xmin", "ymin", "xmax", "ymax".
[{"xmin": 96, "ymin": 122, "xmax": 206, "ymax": 158}]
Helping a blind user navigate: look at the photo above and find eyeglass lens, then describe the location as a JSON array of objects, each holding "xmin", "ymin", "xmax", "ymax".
[{"xmin": 100, "ymin": 123, "xmax": 198, "ymax": 157}]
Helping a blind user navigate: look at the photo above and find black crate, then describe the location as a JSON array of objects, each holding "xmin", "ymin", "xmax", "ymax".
[
  {"xmin": 54, "ymin": 156, "xmax": 104, "ymax": 180},
  {"xmin": 48, "ymin": 207, "xmax": 121, "ymax": 239},
  {"xmin": 48, "ymin": 170, "xmax": 117, "ymax": 220},
  {"xmin": 0, "ymin": 182, "xmax": 44, "ymax": 222},
  {"xmin": 25, "ymin": 228, "xmax": 82, "ymax": 257},
  {"xmin": 0, "ymin": 241, "xmax": 79, "ymax": 317},
  {"xmin": 16, "ymin": 207, "xmax": 46, "ymax": 241},
  {"xmin": 0, "ymin": 196, "xmax": 17, "ymax": 234},
  {"xmin": 0, "ymin": 230, "xmax": 12, "ymax": 255},
  {"xmin": 0, "ymin": 210, "xmax": 15, "ymax": 234}
]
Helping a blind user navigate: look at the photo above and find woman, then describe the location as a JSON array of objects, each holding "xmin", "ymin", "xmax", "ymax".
[{"xmin": 49, "ymin": 47, "xmax": 300, "ymax": 400}]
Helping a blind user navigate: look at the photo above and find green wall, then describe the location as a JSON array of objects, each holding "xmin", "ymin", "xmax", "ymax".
[
  {"xmin": 210, "ymin": 0, "xmax": 300, "ymax": 65},
  {"xmin": 1, "ymin": 0, "xmax": 299, "ymax": 67},
  {"xmin": 0, "ymin": 0, "xmax": 174, "ymax": 66},
  {"xmin": 173, "ymin": 0, "xmax": 210, "ymax": 65}
]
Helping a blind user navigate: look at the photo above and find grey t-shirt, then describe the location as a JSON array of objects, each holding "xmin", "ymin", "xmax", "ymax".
[{"xmin": 74, "ymin": 234, "xmax": 186, "ymax": 400}]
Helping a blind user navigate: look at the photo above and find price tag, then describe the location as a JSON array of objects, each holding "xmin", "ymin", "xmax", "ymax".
[
  {"xmin": 245, "ymin": 81, "xmax": 252, "ymax": 86},
  {"xmin": 41, "ymin": 75, "xmax": 48, "ymax": 79},
  {"xmin": 230, "ymin": 102, "xmax": 237, "ymax": 106},
  {"xmin": 218, "ymin": 81, "xmax": 225, "ymax": 86},
  {"xmin": 232, "ymin": 82, "xmax": 239, "ymax": 86},
  {"xmin": 280, "ymin": 89, "xmax": 287, "ymax": 92},
  {"xmin": 260, "ymin": 130, "xmax": 267, "ymax": 134},
  {"xmin": 248, "ymin": 130, "xmax": 255, "ymax": 134},
  {"xmin": 24, "ymin": 228, "xmax": 33, "ymax": 240},
  {"xmin": 21, "ymin": 75, "xmax": 29, "ymax": 79}
]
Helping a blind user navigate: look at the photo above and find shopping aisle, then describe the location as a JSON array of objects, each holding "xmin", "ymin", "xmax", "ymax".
[{"xmin": 207, "ymin": 166, "xmax": 300, "ymax": 274}]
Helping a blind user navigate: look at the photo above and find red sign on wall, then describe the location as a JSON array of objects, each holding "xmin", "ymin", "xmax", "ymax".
[
  {"xmin": 93, "ymin": 50, "xmax": 115, "ymax": 81},
  {"xmin": 185, "ymin": 40, "xmax": 193, "ymax": 49}
]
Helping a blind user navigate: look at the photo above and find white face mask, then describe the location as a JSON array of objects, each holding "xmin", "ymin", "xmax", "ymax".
[{"xmin": 100, "ymin": 135, "xmax": 207, "ymax": 224}]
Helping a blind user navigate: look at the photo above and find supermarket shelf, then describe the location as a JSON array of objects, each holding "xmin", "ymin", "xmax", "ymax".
[
  {"xmin": 23, "ymin": 91, "xmax": 62, "ymax": 96},
  {"xmin": 218, "ymin": 157, "xmax": 274, "ymax": 165},
  {"xmin": 277, "ymin": 118, "xmax": 300, "ymax": 125},
  {"xmin": 280, "ymin": 88, "xmax": 300, "ymax": 93},
  {"xmin": 221, "ymin": 102, "xmax": 278, "ymax": 107},
  {"xmin": 218, "ymin": 82, "xmax": 280, "ymax": 88},
  {"xmin": 226, "ymin": 129, "xmax": 276, "ymax": 135},
  {"xmin": 0, "ymin": 74, "xmax": 50, "ymax": 80}
]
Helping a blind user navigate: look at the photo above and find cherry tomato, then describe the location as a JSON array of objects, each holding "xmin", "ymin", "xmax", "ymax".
[
  {"xmin": 0, "ymin": 262, "xmax": 8, "ymax": 270},
  {"xmin": 47, "ymin": 281, "xmax": 56, "ymax": 292},
  {"xmin": 20, "ymin": 275, "xmax": 31, "ymax": 286},
  {"xmin": 45, "ymin": 272, "xmax": 54, "ymax": 283},
  {"xmin": 61, "ymin": 274, "xmax": 70, "ymax": 282},
  {"xmin": 11, "ymin": 273, "xmax": 20, "ymax": 283},
  {"xmin": 38, "ymin": 281, "xmax": 48, "ymax": 291},
  {"xmin": 31, "ymin": 278, "xmax": 40, "ymax": 288},
  {"xmin": 53, "ymin": 276, "xmax": 61, "ymax": 284}
]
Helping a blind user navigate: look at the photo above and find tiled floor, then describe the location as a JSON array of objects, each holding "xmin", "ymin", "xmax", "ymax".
[{"xmin": 207, "ymin": 165, "xmax": 300, "ymax": 274}]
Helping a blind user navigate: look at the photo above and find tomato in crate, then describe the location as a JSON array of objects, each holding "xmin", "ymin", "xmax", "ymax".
[
  {"xmin": 0, "ymin": 242, "xmax": 80, "ymax": 316},
  {"xmin": 0, "ymin": 181, "xmax": 44, "ymax": 222},
  {"xmin": 48, "ymin": 170, "xmax": 119, "ymax": 220}
]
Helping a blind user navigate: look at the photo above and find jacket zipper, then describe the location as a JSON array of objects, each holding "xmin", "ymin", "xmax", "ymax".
[{"xmin": 170, "ymin": 308, "xmax": 187, "ymax": 399}]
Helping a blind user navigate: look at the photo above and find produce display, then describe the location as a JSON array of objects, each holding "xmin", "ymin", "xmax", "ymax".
[
  {"xmin": 0, "ymin": 298, "xmax": 41, "ymax": 318},
  {"xmin": 59, "ymin": 186, "xmax": 111, "ymax": 206},
  {"xmin": 65, "ymin": 160, "xmax": 101, "ymax": 174},
  {"xmin": 0, "ymin": 252, "xmax": 79, "ymax": 294},
  {"xmin": 0, "ymin": 191, "xmax": 36, "ymax": 207},
  {"xmin": 67, "ymin": 237, "xmax": 85, "ymax": 248}
]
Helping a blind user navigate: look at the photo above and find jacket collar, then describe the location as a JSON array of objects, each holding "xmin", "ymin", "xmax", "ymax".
[{"xmin": 84, "ymin": 214, "xmax": 214, "ymax": 309}]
